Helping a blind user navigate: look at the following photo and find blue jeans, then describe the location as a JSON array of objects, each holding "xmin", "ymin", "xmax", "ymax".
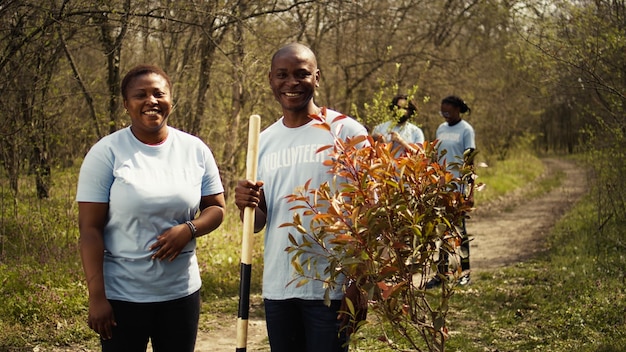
[
  {"xmin": 264, "ymin": 298, "xmax": 348, "ymax": 352},
  {"xmin": 101, "ymin": 290, "xmax": 200, "ymax": 352}
]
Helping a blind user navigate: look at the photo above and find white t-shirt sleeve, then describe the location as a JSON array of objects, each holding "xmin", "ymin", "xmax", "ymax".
[
  {"xmin": 200, "ymin": 145, "xmax": 224, "ymax": 196},
  {"xmin": 76, "ymin": 140, "xmax": 114, "ymax": 203}
]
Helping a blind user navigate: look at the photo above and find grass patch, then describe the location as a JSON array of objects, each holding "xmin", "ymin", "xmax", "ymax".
[
  {"xmin": 0, "ymin": 255, "xmax": 95, "ymax": 350},
  {"xmin": 475, "ymin": 150, "xmax": 545, "ymax": 204},
  {"xmin": 197, "ymin": 213, "xmax": 264, "ymax": 300}
]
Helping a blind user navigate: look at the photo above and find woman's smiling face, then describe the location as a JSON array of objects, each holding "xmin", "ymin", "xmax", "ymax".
[{"xmin": 124, "ymin": 72, "xmax": 173, "ymax": 137}]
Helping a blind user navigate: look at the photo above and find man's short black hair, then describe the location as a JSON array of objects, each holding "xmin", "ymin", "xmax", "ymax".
[{"xmin": 389, "ymin": 94, "xmax": 417, "ymax": 119}]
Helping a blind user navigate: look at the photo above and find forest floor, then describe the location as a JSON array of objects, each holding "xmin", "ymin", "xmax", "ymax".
[
  {"xmin": 190, "ymin": 157, "xmax": 587, "ymax": 352},
  {"xmin": 49, "ymin": 157, "xmax": 585, "ymax": 352}
]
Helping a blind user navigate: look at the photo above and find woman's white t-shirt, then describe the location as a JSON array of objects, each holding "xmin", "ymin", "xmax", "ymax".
[{"xmin": 76, "ymin": 126, "xmax": 223, "ymax": 303}]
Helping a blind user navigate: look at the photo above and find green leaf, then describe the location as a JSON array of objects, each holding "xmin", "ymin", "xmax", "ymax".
[
  {"xmin": 345, "ymin": 297, "xmax": 355, "ymax": 315},
  {"xmin": 324, "ymin": 289, "xmax": 331, "ymax": 307},
  {"xmin": 292, "ymin": 261, "xmax": 304, "ymax": 275},
  {"xmin": 433, "ymin": 314, "xmax": 445, "ymax": 332}
]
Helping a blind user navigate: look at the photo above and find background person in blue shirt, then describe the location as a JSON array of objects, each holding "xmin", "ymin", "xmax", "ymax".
[
  {"xmin": 427, "ymin": 95, "xmax": 475, "ymax": 288},
  {"xmin": 76, "ymin": 64, "xmax": 225, "ymax": 351}
]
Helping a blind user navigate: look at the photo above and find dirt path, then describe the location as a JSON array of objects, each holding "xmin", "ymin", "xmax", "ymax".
[
  {"xmin": 192, "ymin": 317, "xmax": 269, "ymax": 352},
  {"xmin": 469, "ymin": 158, "xmax": 586, "ymax": 272},
  {"xmin": 190, "ymin": 158, "xmax": 587, "ymax": 351}
]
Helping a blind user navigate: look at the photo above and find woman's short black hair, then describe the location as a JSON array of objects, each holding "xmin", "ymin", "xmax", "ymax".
[
  {"xmin": 441, "ymin": 95, "xmax": 471, "ymax": 114},
  {"xmin": 121, "ymin": 64, "xmax": 172, "ymax": 100}
]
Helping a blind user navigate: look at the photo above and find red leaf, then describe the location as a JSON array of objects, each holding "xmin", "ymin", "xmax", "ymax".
[
  {"xmin": 316, "ymin": 145, "xmax": 333, "ymax": 153},
  {"xmin": 379, "ymin": 266, "xmax": 399, "ymax": 276},
  {"xmin": 381, "ymin": 281, "xmax": 406, "ymax": 300},
  {"xmin": 312, "ymin": 123, "xmax": 331, "ymax": 132}
]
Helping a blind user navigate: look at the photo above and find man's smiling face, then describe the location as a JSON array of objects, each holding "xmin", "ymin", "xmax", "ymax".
[{"xmin": 269, "ymin": 48, "xmax": 320, "ymax": 113}]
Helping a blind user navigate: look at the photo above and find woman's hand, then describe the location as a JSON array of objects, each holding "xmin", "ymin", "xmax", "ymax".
[
  {"xmin": 150, "ymin": 223, "xmax": 193, "ymax": 261},
  {"xmin": 87, "ymin": 295, "xmax": 116, "ymax": 340}
]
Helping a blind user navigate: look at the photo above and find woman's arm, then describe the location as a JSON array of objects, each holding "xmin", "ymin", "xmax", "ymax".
[
  {"xmin": 192, "ymin": 193, "xmax": 227, "ymax": 238},
  {"xmin": 78, "ymin": 201, "xmax": 116, "ymax": 340}
]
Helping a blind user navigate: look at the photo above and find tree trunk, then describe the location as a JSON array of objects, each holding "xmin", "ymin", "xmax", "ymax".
[
  {"xmin": 220, "ymin": 2, "xmax": 247, "ymax": 199},
  {"xmin": 98, "ymin": 0, "xmax": 130, "ymax": 134}
]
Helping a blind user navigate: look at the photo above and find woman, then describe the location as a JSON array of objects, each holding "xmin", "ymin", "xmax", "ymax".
[
  {"xmin": 428, "ymin": 95, "xmax": 475, "ymax": 288},
  {"xmin": 76, "ymin": 64, "xmax": 225, "ymax": 351}
]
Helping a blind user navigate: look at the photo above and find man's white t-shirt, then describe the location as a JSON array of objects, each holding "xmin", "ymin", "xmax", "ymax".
[{"xmin": 257, "ymin": 110, "xmax": 368, "ymax": 300}]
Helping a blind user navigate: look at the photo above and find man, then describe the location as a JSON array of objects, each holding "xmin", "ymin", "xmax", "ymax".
[
  {"xmin": 234, "ymin": 43, "xmax": 367, "ymax": 352},
  {"xmin": 371, "ymin": 94, "xmax": 425, "ymax": 157}
]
